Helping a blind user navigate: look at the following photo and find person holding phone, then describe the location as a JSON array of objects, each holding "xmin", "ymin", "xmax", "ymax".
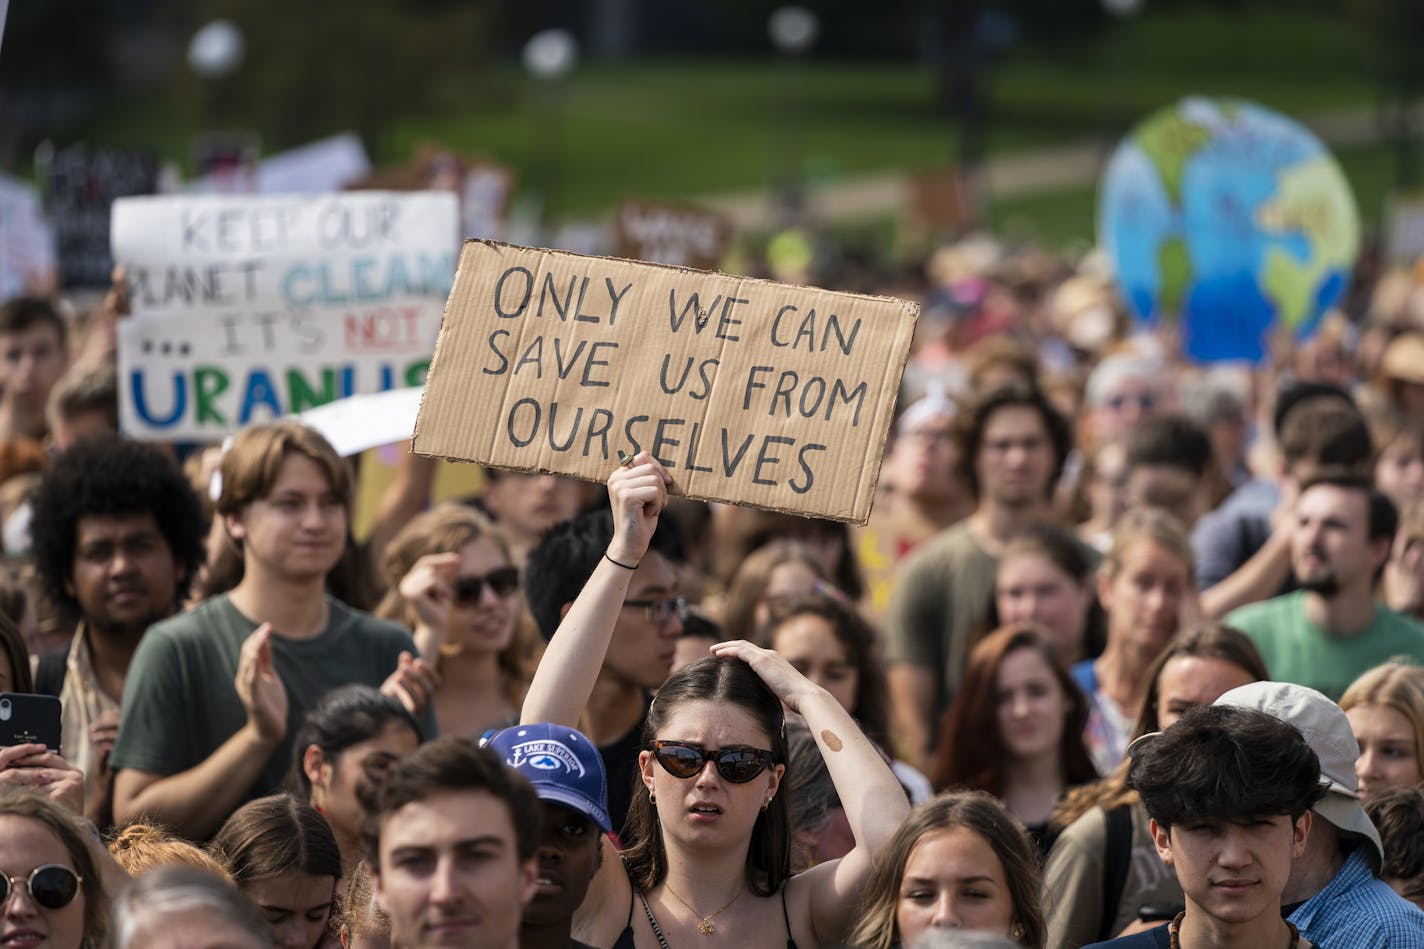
[{"xmin": 27, "ymin": 435, "xmax": 207, "ymax": 830}]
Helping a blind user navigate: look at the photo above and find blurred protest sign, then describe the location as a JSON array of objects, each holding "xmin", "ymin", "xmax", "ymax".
[
  {"xmin": 413, "ymin": 241, "xmax": 917, "ymax": 523},
  {"xmin": 0, "ymin": 173, "xmax": 56, "ymax": 298},
  {"xmin": 193, "ymin": 132, "xmax": 260, "ymax": 194},
  {"xmin": 258, "ymin": 133, "xmax": 371, "ymax": 195},
  {"xmin": 350, "ymin": 144, "xmax": 515, "ymax": 241},
  {"xmin": 613, "ymin": 200, "xmax": 732, "ymax": 270},
  {"xmin": 112, "ymin": 190, "xmax": 458, "ymax": 440},
  {"xmin": 1385, "ymin": 192, "xmax": 1424, "ymax": 266},
  {"xmin": 1099, "ymin": 97, "xmax": 1359, "ymax": 363},
  {"xmin": 43, "ymin": 144, "xmax": 158, "ymax": 290},
  {"xmin": 908, "ymin": 168, "xmax": 977, "ymax": 237}
]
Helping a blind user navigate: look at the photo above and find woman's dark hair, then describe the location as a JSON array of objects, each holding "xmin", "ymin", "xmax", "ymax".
[
  {"xmin": 991, "ymin": 522, "xmax": 1106, "ymax": 659},
  {"xmin": 0, "ymin": 788, "xmax": 106, "ymax": 944},
  {"xmin": 762, "ymin": 591, "xmax": 891, "ymax": 746},
  {"xmin": 848, "ymin": 791, "xmax": 1046, "ymax": 949},
  {"xmin": 286, "ymin": 685, "xmax": 421, "ymax": 797},
  {"xmin": 1052, "ymin": 623, "xmax": 1267, "ymax": 828},
  {"xmin": 623, "ymin": 657, "xmax": 790, "ymax": 897},
  {"xmin": 0, "ymin": 607, "xmax": 31, "ymax": 693},
  {"xmin": 1129, "ymin": 705, "xmax": 1325, "ymax": 829},
  {"xmin": 930, "ymin": 624, "xmax": 1096, "ymax": 795},
  {"xmin": 210, "ymin": 794, "xmax": 342, "ymax": 884}
]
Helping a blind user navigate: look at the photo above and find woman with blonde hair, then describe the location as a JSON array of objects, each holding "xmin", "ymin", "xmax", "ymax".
[
  {"xmin": 848, "ymin": 791, "xmax": 1045, "ymax": 948},
  {"xmin": 1070, "ymin": 508, "xmax": 1197, "ymax": 774},
  {"xmin": 1341, "ymin": 661, "xmax": 1424, "ymax": 803},
  {"xmin": 377, "ymin": 502, "xmax": 539, "ymax": 737},
  {"xmin": 107, "ymin": 823, "xmax": 233, "ymax": 880},
  {"xmin": 0, "ymin": 788, "xmax": 108, "ymax": 949}
]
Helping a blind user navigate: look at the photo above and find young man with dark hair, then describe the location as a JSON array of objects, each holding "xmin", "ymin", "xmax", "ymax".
[
  {"xmin": 884, "ymin": 382, "xmax": 1082, "ymax": 765},
  {"xmin": 485, "ymin": 722, "xmax": 609, "ymax": 949},
  {"xmin": 109, "ymin": 421, "xmax": 435, "ymax": 840},
  {"xmin": 1196, "ymin": 389, "xmax": 1372, "ymax": 617},
  {"xmin": 0, "ymin": 295, "xmax": 68, "ymax": 442},
  {"xmin": 1213, "ymin": 680, "xmax": 1424, "ymax": 946},
  {"xmin": 28, "ymin": 434, "xmax": 207, "ymax": 826},
  {"xmin": 1226, "ymin": 477, "xmax": 1424, "ymax": 699},
  {"xmin": 1085, "ymin": 704, "xmax": 1324, "ymax": 948},
  {"xmin": 361, "ymin": 735, "xmax": 542, "ymax": 949},
  {"xmin": 1122, "ymin": 414, "xmax": 1214, "ymax": 527},
  {"xmin": 523, "ymin": 505, "xmax": 684, "ymax": 837}
]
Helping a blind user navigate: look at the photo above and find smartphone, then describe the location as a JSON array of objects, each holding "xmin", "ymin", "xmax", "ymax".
[{"xmin": 0, "ymin": 693, "xmax": 62, "ymax": 752}]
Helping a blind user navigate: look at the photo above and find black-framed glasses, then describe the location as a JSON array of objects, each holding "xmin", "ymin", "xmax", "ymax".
[
  {"xmin": 453, "ymin": 566, "xmax": 520, "ymax": 606},
  {"xmin": 1, "ymin": 864, "xmax": 82, "ymax": 910},
  {"xmin": 646, "ymin": 740, "xmax": 773, "ymax": 783},
  {"xmin": 623, "ymin": 596, "xmax": 689, "ymax": 624}
]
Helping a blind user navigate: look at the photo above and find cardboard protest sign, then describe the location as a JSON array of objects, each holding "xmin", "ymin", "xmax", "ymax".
[
  {"xmin": 614, "ymin": 200, "xmax": 733, "ymax": 270},
  {"xmin": 44, "ymin": 144, "xmax": 157, "ymax": 289},
  {"xmin": 413, "ymin": 241, "xmax": 918, "ymax": 523},
  {"xmin": 112, "ymin": 191, "xmax": 459, "ymax": 441}
]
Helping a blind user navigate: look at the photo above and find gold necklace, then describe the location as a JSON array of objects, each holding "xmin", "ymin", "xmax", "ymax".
[{"xmin": 662, "ymin": 881, "xmax": 744, "ymax": 935}]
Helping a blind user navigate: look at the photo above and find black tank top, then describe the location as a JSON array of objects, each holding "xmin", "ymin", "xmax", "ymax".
[{"xmin": 610, "ymin": 865, "xmax": 798, "ymax": 949}]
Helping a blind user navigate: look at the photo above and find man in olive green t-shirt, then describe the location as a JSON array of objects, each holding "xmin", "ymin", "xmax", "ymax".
[
  {"xmin": 1227, "ymin": 477, "xmax": 1424, "ymax": 700},
  {"xmin": 110, "ymin": 422, "xmax": 435, "ymax": 840}
]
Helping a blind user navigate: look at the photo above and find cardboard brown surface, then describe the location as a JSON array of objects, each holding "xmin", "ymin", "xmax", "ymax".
[{"xmin": 413, "ymin": 240, "xmax": 918, "ymax": 523}]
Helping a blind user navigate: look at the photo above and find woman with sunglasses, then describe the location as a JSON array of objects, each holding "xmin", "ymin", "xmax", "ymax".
[
  {"xmin": 522, "ymin": 452, "xmax": 910, "ymax": 948},
  {"xmin": 377, "ymin": 502, "xmax": 540, "ymax": 737},
  {"xmin": 0, "ymin": 787, "xmax": 107, "ymax": 949}
]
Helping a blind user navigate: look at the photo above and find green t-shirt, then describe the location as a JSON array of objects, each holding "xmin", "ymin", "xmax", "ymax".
[
  {"xmin": 884, "ymin": 521, "xmax": 999, "ymax": 709},
  {"xmin": 1226, "ymin": 591, "xmax": 1424, "ymax": 700},
  {"xmin": 110, "ymin": 594, "xmax": 434, "ymax": 802}
]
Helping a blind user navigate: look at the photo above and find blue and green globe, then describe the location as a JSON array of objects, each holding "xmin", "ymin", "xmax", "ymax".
[{"xmin": 1098, "ymin": 97, "xmax": 1360, "ymax": 363}]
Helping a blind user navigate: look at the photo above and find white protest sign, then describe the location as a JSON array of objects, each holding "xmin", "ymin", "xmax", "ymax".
[
  {"xmin": 414, "ymin": 241, "xmax": 918, "ymax": 523},
  {"xmin": 113, "ymin": 191, "xmax": 458, "ymax": 440}
]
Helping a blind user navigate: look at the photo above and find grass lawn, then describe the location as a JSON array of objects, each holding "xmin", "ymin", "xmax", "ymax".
[{"xmin": 86, "ymin": 4, "xmax": 1399, "ymax": 242}]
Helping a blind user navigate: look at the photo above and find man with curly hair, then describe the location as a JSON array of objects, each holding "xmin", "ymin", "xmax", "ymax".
[{"xmin": 29, "ymin": 434, "xmax": 206, "ymax": 828}]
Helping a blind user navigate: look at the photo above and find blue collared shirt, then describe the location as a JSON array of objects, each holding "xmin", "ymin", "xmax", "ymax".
[{"xmin": 1290, "ymin": 847, "xmax": 1424, "ymax": 947}]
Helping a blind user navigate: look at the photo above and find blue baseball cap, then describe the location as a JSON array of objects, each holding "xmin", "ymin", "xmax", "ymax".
[{"xmin": 483, "ymin": 723, "xmax": 612, "ymax": 833}]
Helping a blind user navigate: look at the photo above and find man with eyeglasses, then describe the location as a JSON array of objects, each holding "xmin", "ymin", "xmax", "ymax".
[{"xmin": 524, "ymin": 504, "xmax": 685, "ymax": 841}]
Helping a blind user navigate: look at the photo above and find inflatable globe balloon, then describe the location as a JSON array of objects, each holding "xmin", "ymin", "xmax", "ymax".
[{"xmin": 1098, "ymin": 97, "xmax": 1359, "ymax": 363}]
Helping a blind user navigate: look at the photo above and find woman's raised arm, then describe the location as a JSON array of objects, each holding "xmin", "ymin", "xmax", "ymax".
[
  {"xmin": 520, "ymin": 452, "xmax": 672, "ymax": 727},
  {"xmin": 710, "ymin": 639, "xmax": 911, "ymax": 944}
]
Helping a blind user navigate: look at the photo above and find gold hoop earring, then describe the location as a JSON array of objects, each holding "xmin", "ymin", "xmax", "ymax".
[{"xmin": 649, "ymin": 789, "xmax": 656, "ymax": 804}]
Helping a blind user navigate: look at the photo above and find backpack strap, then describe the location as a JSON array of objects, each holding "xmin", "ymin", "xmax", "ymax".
[
  {"xmin": 33, "ymin": 644, "xmax": 71, "ymax": 697},
  {"xmin": 1098, "ymin": 803, "xmax": 1134, "ymax": 942}
]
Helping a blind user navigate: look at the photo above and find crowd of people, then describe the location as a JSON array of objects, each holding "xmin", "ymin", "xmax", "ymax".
[{"xmin": 3, "ymin": 239, "xmax": 1424, "ymax": 949}]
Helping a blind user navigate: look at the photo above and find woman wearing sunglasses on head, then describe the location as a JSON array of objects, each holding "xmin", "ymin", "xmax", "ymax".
[
  {"xmin": 521, "ymin": 451, "xmax": 911, "ymax": 948},
  {"xmin": 0, "ymin": 787, "xmax": 107, "ymax": 949},
  {"xmin": 377, "ymin": 502, "xmax": 541, "ymax": 737}
]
